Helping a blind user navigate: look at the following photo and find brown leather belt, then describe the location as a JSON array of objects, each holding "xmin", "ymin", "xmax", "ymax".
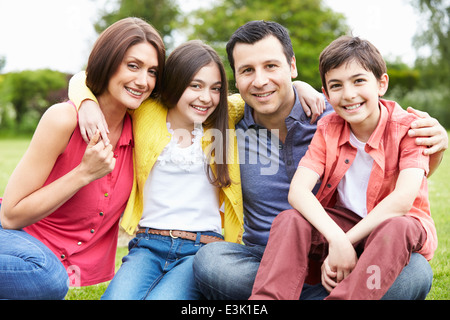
[{"xmin": 136, "ymin": 228, "xmax": 224, "ymax": 244}]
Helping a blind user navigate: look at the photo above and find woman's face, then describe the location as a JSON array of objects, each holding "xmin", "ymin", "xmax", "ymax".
[
  {"xmin": 105, "ymin": 42, "xmax": 159, "ymax": 110},
  {"xmin": 168, "ymin": 61, "xmax": 222, "ymax": 130}
]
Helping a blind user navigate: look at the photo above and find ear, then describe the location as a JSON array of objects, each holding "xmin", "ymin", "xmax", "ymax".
[
  {"xmin": 290, "ymin": 56, "xmax": 298, "ymax": 79},
  {"xmin": 378, "ymin": 73, "xmax": 389, "ymax": 97},
  {"xmin": 321, "ymin": 86, "xmax": 330, "ymax": 100}
]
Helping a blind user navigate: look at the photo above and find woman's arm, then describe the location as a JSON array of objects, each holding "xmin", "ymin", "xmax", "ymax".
[{"xmin": 0, "ymin": 103, "xmax": 115, "ymax": 229}]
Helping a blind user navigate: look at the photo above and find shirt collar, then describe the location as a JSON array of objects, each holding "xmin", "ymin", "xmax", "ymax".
[
  {"xmin": 117, "ymin": 113, "xmax": 134, "ymax": 148},
  {"xmin": 338, "ymin": 100, "xmax": 390, "ymax": 148}
]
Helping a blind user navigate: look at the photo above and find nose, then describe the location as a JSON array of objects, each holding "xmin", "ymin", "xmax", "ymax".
[
  {"xmin": 252, "ymin": 68, "xmax": 269, "ymax": 88},
  {"xmin": 134, "ymin": 70, "xmax": 148, "ymax": 88},
  {"xmin": 342, "ymin": 84, "xmax": 357, "ymax": 101},
  {"xmin": 199, "ymin": 89, "xmax": 212, "ymax": 103}
]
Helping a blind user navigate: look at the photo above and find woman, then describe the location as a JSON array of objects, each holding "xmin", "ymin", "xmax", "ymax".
[{"xmin": 0, "ymin": 17, "xmax": 165, "ymax": 299}]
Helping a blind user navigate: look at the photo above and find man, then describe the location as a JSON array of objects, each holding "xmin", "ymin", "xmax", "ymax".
[{"xmin": 193, "ymin": 20, "xmax": 447, "ymax": 300}]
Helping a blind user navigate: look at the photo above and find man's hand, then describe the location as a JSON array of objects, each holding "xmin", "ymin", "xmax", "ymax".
[{"xmin": 407, "ymin": 106, "xmax": 448, "ymax": 156}]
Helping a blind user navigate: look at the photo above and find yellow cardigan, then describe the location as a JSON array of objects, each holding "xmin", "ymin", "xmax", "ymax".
[
  {"xmin": 68, "ymin": 72, "xmax": 244, "ymax": 243},
  {"xmin": 122, "ymin": 98, "xmax": 244, "ymax": 243}
]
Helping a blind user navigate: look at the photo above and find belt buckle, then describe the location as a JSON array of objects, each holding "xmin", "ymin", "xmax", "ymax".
[{"xmin": 169, "ymin": 230, "xmax": 179, "ymax": 239}]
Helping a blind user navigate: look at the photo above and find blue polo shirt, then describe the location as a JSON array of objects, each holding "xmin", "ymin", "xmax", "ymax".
[{"xmin": 236, "ymin": 87, "xmax": 333, "ymax": 246}]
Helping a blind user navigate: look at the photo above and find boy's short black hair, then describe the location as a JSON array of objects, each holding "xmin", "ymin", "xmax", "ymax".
[{"xmin": 319, "ymin": 36, "xmax": 387, "ymax": 95}]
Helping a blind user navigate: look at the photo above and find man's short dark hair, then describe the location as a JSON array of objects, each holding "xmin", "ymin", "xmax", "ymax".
[{"xmin": 226, "ymin": 20, "xmax": 295, "ymax": 76}]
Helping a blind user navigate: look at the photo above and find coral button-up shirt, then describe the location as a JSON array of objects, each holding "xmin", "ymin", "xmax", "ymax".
[
  {"xmin": 25, "ymin": 111, "xmax": 134, "ymax": 286},
  {"xmin": 299, "ymin": 99, "xmax": 437, "ymax": 260}
]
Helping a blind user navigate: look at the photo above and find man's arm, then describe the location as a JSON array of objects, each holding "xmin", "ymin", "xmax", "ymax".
[{"xmin": 407, "ymin": 106, "xmax": 448, "ymax": 176}]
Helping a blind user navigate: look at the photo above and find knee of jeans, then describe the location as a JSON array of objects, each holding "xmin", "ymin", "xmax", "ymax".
[
  {"xmin": 193, "ymin": 243, "xmax": 219, "ymax": 279},
  {"xmin": 410, "ymin": 253, "xmax": 433, "ymax": 296}
]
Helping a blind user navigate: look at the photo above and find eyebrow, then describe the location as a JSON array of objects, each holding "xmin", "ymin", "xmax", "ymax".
[
  {"xmin": 327, "ymin": 73, "xmax": 367, "ymax": 84},
  {"xmin": 192, "ymin": 79, "xmax": 222, "ymax": 86},
  {"xmin": 237, "ymin": 59, "xmax": 283, "ymax": 71},
  {"xmin": 127, "ymin": 55, "xmax": 158, "ymax": 69}
]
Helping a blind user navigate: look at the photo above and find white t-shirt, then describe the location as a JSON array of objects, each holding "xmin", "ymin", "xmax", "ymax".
[
  {"xmin": 139, "ymin": 123, "xmax": 221, "ymax": 233},
  {"xmin": 335, "ymin": 131, "xmax": 374, "ymax": 218}
]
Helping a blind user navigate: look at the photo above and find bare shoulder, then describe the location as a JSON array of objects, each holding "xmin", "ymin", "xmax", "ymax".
[{"xmin": 39, "ymin": 102, "xmax": 78, "ymax": 134}]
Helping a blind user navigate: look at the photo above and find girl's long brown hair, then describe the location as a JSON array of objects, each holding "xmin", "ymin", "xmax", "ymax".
[{"xmin": 161, "ymin": 40, "xmax": 231, "ymax": 188}]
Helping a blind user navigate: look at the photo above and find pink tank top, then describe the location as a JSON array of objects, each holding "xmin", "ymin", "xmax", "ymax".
[{"xmin": 25, "ymin": 102, "xmax": 134, "ymax": 286}]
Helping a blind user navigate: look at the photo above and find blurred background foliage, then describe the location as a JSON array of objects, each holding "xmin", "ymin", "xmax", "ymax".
[{"xmin": 0, "ymin": 0, "xmax": 448, "ymax": 135}]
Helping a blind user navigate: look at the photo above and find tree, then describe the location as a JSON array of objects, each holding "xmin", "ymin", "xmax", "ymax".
[
  {"xmin": 0, "ymin": 69, "xmax": 68, "ymax": 128},
  {"xmin": 187, "ymin": 0, "xmax": 348, "ymax": 89},
  {"xmin": 95, "ymin": 0, "xmax": 180, "ymax": 48},
  {"xmin": 412, "ymin": 0, "xmax": 449, "ymax": 87}
]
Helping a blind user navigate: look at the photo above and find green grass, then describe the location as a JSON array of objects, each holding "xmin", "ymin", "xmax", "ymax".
[{"xmin": 1, "ymin": 137, "xmax": 449, "ymax": 300}]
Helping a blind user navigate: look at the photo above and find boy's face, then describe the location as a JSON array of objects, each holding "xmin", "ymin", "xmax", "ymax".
[
  {"xmin": 323, "ymin": 60, "xmax": 388, "ymax": 136},
  {"xmin": 232, "ymin": 35, "xmax": 298, "ymax": 118}
]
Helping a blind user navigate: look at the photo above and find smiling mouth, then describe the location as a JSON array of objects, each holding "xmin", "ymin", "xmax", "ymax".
[
  {"xmin": 192, "ymin": 105, "xmax": 208, "ymax": 112},
  {"xmin": 343, "ymin": 102, "xmax": 363, "ymax": 110},
  {"xmin": 253, "ymin": 91, "xmax": 274, "ymax": 98},
  {"xmin": 126, "ymin": 87, "xmax": 144, "ymax": 96}
]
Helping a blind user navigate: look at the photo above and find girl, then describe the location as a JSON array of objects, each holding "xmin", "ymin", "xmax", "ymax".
[
  {"xmin": 0, "ymin": 17, "xmax": 165, "ymax": 299},
  {"xmin": 102, "ymin": 40, "xmax": 242, "ymax": 300}
]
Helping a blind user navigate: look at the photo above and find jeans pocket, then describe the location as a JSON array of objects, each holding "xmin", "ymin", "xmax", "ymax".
[{"xmin": 127, "ymin": 237, "xmax": 140, "ymax": 251}]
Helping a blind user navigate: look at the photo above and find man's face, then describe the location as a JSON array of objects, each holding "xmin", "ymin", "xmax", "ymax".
[{"xmin": 233, "ymin": 35, "xmax": 298, "ymax": 118}]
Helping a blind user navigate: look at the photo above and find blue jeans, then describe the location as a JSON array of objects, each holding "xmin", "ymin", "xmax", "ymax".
[
  {"xmin": 0, "ymin": 220, "xmax": 69, "ymax": 299},
  {"xmin": 193, "ymin": 242, "xmax": 433, "ymax": 300},
  {"xmin": 101, "ymin": 229, "xmax": 223, "ymax": 300}
]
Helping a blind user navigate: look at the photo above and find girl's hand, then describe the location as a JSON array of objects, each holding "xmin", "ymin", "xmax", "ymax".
[{"xmin": 78, "ymin": 100, "xmax": 110, "ymax": 146}]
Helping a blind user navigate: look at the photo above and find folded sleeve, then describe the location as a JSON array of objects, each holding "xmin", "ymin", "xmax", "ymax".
[{"xmin": 68, "ymin": 71, "xmax": 98, "ymax": 110}]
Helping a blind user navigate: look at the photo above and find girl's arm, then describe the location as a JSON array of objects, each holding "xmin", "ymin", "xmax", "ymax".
[
  {"xmin": 68, "ymin": 71, "xmax": 110, "ymax": 145},
  {"xmin": 345, "ymin": 168, "xmax": 425, "ymax": 245},
  {"xmin": 0, "ymin": 103, "xmax": 115, "ymax": 230}
]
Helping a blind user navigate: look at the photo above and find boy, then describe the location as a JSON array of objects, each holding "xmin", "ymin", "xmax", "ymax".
[{"xmin": 249, "ymin": 36, "xmax": 437, "ymax": 300}]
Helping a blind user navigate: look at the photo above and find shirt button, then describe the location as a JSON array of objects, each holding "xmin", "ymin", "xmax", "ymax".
[
  {"xmin": 104, "ymin": 193, "xmax": 109, "ymax": 197},
  {"xmin": 61, "ymin": 254, "xmax": 66, "ymax": 259},
  {"xmin": 99, "ymin": 211, "xmax": 104, "ymax": 216},
  {"xmin": 90, "ymin": 229, "xmax": 95, "ymax": 234},
  {"xmin": 345, "ymin": 159, "xmax": 350, "ymax": 164},
  {"xmin": 77, "ymin": 241, "xmax": 82, "ymax": 246},
  {"xmin": 327, "ymin": 183, "xmax": 332, "ymax": 188}
]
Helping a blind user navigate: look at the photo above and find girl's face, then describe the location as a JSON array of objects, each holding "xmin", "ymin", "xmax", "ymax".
[
  {"xmin": 105, "ymin": 42, "xmax": 159, "ymax": 110},
  {"xmin": 168, "ymin": 62, "xmax": 222, "ymax": 130}
]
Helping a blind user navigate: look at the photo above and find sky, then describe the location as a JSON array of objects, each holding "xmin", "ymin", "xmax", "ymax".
[{"xmin": 0, "ymin": 0, "xmax": 422, "ymax": 74}]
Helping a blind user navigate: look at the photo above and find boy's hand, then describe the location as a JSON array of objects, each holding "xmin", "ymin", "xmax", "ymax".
[
  {"xmin": 79, "ymin": 100, "xmax": 110, "ymax": 146},
  {"xmin": 326, "ymin": 236, "xmax": 358, "ymax": 287}
]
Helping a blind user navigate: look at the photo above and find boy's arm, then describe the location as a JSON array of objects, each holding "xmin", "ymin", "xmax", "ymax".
[
  {"xmin": 68, "ymin": 72, "xmax": 109, "ymax": 145},
  {"xmin": 345, "ymin": 168, "xmax": 425, "ymax": 245},
  {"xmin": 288, "ymin": 167, "xmax": 358, "ymax": 283}
]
